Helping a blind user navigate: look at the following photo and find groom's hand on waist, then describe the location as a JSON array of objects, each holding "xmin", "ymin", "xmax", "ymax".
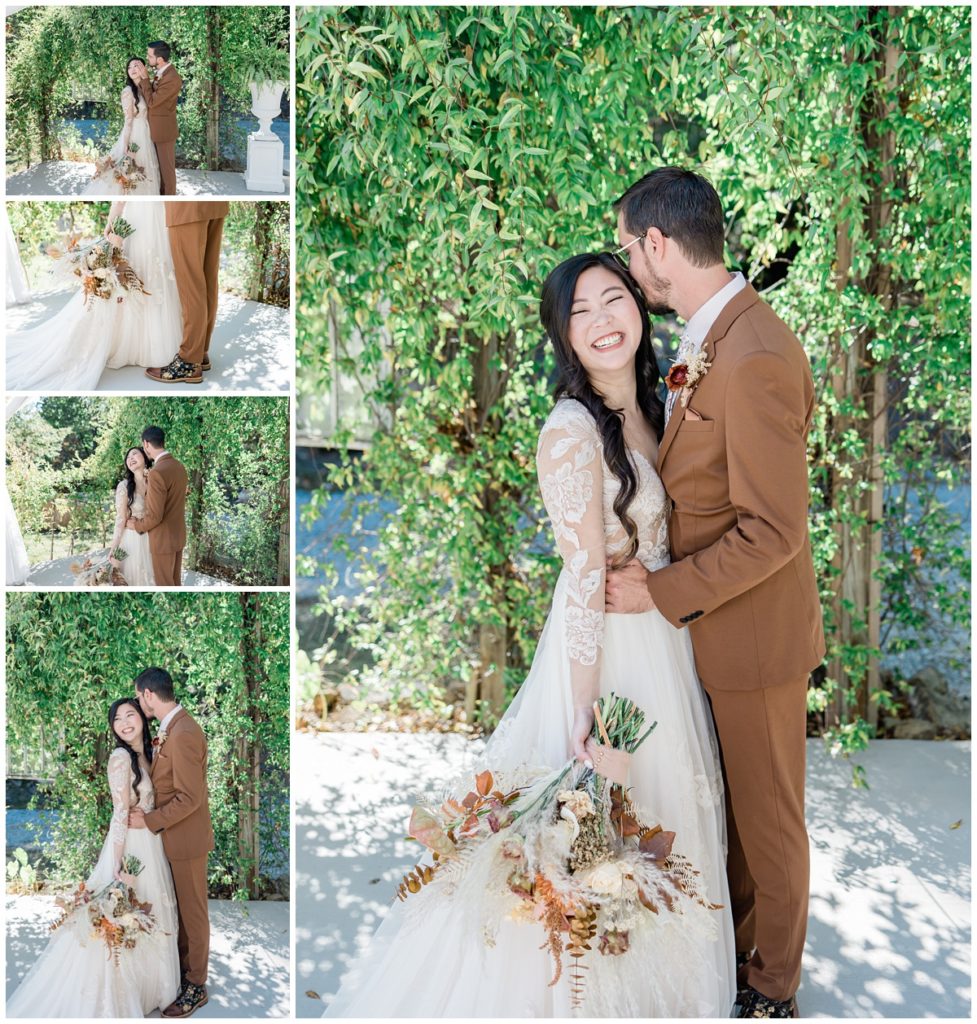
[
  {"xmin": 128, "ymin": 808, "xmax": 148, "ymax": 829},
  {"xmin": 605, "ymin": 561, "xmax": 656, "ymax": 614}
]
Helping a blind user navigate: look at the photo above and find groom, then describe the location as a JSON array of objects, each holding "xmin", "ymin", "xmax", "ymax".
[
  {"xmin": 146, "ymin": 202, "xmax": 231, "ymax": 384},
  {"xmin": 606, "ymin": 168, "xmax": 825, "ymax": 1018},
  {"xmin": 126, "ymin": 426, "xmax": 187, "ymax": 585},
  {"xmin": 134, "ymin": 40, "xmax": 182, "ymax": 195},
  {"xmin": 131, "ymin": 666, "xmax": 213, "ymax": 1018}
]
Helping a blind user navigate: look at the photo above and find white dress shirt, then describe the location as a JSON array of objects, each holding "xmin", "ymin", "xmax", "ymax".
[
  {"xmin": 159, "ymin": 704, "xmax": 182, "ymax": 735},
  {"xmin": 666, "ymin": 272, "xmax": 747, "ymax": 422}
]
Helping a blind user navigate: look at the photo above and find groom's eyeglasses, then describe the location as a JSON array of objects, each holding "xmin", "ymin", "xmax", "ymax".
[{"xmin": 612, "ymin": 231, "xmax": 648, "ymax": 269}]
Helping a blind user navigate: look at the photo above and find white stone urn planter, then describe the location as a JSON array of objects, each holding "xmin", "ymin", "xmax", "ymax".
[
  {"xmin": 245, "ymin": 79, "xmax": 286, "ymax": 193},
  {"xmin": 249, "ymin": 80, "xmax": 286, "ymax": 139}
]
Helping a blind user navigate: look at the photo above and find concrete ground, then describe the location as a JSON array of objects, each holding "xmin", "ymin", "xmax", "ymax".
[
  {"xmin": 21, "ymin": 556, "xmax": 230, "ymax": 587},
  {"xmin": 295, "ymin": 731, "xmax": 971, "ymax": 1018},
  {"xmin": 6, "ymin": 290, "xmax": 291, "ymax": 395},
  {"xmin": 6, "ymin": 162, "xmax": 288, "ymax": 197},
  {"xmin": 5, "ymin": 896, "xmax": 290, "ymax": 1016}
]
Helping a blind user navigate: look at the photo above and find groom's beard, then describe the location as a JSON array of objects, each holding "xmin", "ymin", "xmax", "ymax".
[{"xmin": 632, "ymin": 252, "xmax": 674, "ymax": 316}]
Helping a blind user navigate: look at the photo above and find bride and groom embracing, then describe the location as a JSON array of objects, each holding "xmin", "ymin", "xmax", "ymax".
[
  {"xmin": 85, "ymin": 41, "xmax": 182, "ymax": 197},
  {"xmin": 324, "ymin": 168, "xmax": 825, "ymax": 1018},
  {"xmin": 77, "ymin": 426, "xmax": 187, "ymax": 587},
  {"xmin": 7, "ymin": 668, "xmax": 213, "ymax": 1019},
  {"xmin": 6, "ymin": 200, "xmax": 229, "ymax": 390}
]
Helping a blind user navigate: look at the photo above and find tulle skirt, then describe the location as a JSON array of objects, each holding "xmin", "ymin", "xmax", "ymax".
[
  {"xmin": 6, "ymin": 824, "xmax": 180, "ymax": 1018},
  {"xmin": 82, "ymin": 115, "xmax": 161, "ymax": 196},
  {"xmin": 5, "ymin": 200, "xmax": 183, "ymax": 391},
  {"xmin": 322, "ymin": 573, "xmax": 737, "ymax": 1017}
]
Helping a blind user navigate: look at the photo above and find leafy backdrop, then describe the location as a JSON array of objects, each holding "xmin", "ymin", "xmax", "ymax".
[
  {"xmin": 296, "ymin": 6, "xmax": 971, "ymax": 758},
  {"xmin": 6, "ymin": 591, "xmax": 289, "ymax": 899}
]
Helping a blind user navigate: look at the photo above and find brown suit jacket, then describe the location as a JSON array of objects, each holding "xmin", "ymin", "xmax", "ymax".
[
  {"xmin": 165, "ymin": 201, "xmax": 231, "ymax": 227},
  {"xmin": 647, "ymin": 283, "xmax": 825, "ymax": 690},
  {"xmin": 138, "ymin": 65, "xmax": 182, "ymax": 144},
  {"xmin": 145, "ymin": 708, "xmax": 214, "ymax": 861},
  {"xmin": 133, "ymin": 453, "xmax": 187, "ymax": 555}
]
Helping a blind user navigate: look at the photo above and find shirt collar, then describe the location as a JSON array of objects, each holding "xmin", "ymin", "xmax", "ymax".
[
  {"xmin": 154, "ymin": 450, "xmax": 170, "ymax": 463},
  {"xmin": 159, "ymin": 704, "xmax": 182, "ymax": 733},
  {"xmin": 681, "ymin": 271, "xmax": 747, "ymax": 348}
]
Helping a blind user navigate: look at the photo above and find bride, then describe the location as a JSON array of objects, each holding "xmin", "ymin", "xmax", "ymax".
[
  {"xmin": 106, "ymin": 446, "xmax": 156, "ymax": 585},
  {"xmin": 322, "ymin": 252, "xmax": 736, "ymax": 1017},
  {"xmin": 83, "ymin": 57, "xmax": 161, "ymax": 196},
  {"xmin": 6, "ymin": 699, "xmax": 180, "ymax": 1017},
  {"xmin": 5, "ymin": 200, "xmax": 182, "ymax": 391}
]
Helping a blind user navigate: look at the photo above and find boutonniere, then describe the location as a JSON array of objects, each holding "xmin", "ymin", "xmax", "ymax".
[
  {"xmin": 665, "ymin": 350, "xmax": 712, "ymax": 408},
  {"xmin": 153, "ymin": 730, "xmax": 168, "ymax": 750}
]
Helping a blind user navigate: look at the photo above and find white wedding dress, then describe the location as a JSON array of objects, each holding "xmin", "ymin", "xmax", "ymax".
[
  {"xmin": 5, "ymin": 201, "xmax": 182, "ymax": 391},
  {"xmin": 323, "ymin": 398, "xmax": 736, "ymax": 1017},
  {"xmin": 7, "ymin": 748, "xmax": 180, "ymax": 1017},
  {"xmin": 83, "ymin": 87, "xmax": 161, "ymax": 195},
  {"xmin": 80, "ymin": 481, "xmax": 155, "ymax": 586}
]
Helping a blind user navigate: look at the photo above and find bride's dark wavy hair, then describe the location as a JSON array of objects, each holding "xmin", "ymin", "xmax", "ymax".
[
  {"xmin": 539, "ymin": 252, "xmax": 665, "ymax": 566},
  {"xmin": 120, "ymin": 447, "xmax": 153, "ymax": 516},
  {"xmin": 109, "ymin": 697, "xmax": 153, "ymax": 795},
  {"xmin": 125, "ymin": 57, "xmax": 146, "ymax": 112}
]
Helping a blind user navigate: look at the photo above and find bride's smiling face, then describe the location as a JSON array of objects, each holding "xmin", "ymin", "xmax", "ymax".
[
  {"xmin": 127, "ymin": 59, "xmax": 145, "ymax": 81},
  {"xmin": 113, "ymin": 703, "xmax": 144, "ymax": 749},
  {"xmin": 126, "ymin": 448, "xmax": 147, "ymax": 473},
  {"xmin": 566, "ymin": 265, "xmax": 643, "ymax": 378}
]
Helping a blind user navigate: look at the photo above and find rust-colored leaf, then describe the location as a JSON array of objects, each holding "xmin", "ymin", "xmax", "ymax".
[
  {"xmin": 640, "ymin": 829, "xmax": 675, "ymax": 862},
  {"xmin": 475, "ymin": 770, "xmax": 494, "ymax": 796}
]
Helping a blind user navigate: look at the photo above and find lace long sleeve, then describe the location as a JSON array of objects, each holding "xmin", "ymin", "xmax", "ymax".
[
  {"xmin": 120, "ymin": 89, "xmax": 136, "ymax": 154},
  {"xmin": 536, "ymin": 402, "xmax": 606, "ymax": 710},
  {"xmin": 107, "ymin": 749, "xmax": 133, "ymax": 871},
  {"xmin": 109, "ymin": 481, "xmax": 128, "ymax": 554}
]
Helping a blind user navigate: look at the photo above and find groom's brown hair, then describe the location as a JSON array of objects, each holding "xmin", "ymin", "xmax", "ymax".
[
  {"xmin": 135, "ymin": 666, "xmax": 176, "ymax": 702},
  {"xmin": 614, "ymin": 167, "xmax": 725, "ymax": 268},
  {"xmin": 148, "ymin": 40, "xmax": 171, "ymax": 62}
]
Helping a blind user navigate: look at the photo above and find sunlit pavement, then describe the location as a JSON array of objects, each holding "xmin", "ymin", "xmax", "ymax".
[
  {"xmin": 6, "ymin": 897, "xmax": 290, "ymax": 1017},
  {"xmin": 295, "ymin": 731, "xmax": 970, "ymax": 1018}
]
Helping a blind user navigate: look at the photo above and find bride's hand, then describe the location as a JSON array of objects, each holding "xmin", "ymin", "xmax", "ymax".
[
  {"xmin": 584, "ymin": 737, "xmax": 631, "ymax": 787},
  {"xmin": 571, "ymin": 705, "xmax": 595, "ymax": 764},
  {"xmin": 109, "ymin": 556, "xmax": 122, "ymax": 569}
]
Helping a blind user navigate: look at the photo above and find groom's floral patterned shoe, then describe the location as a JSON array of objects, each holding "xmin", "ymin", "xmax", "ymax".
[
  {"xmin": 146, "ymin": 356, "xmax": 203, "ymax": 384},
  {"xmin": 162, "ymin": 982, "xmax": 209, "ymax": 1018},
  {"xmin": 737, "ymin": 985, "xmax": 799, "ymax": 1018}
]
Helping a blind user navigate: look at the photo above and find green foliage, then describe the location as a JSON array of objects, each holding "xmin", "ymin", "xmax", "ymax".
[
  {"xmin": 6, "ymin": 849, "xmax": 39, "ymax": 893},
  {"xmin": 5, "ymin": 6, "xmax": 289, "ymax": 171},
  {"xmin": 297, "ymin": 7, "xmax": 971, "ymax": 750},
  {"xmin": 7, "ymin": 397, "xmax": 290, "ymax": 585},
  {"xmin": 5, "ymin": 592, "xmax": 290, "ymax": 897},
  {"xmin": 6, "ymin": 201, "xmax": 289, "ymax": 304}
]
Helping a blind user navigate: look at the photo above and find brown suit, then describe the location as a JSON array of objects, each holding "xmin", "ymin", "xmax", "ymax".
[
  {"xmin": 132, "ymin": 452, "xmax": 187, "ymax": 586},
  {"xmin": 138, "ymin": 64, "xmax": 182, "ymax": 195},
  {"xmin": 165, "ymin": 202, "xmax": 230, "ymax": 367},
  {"xmin": 145, "ymin": 708, "xmax": 213, "ymax": 986},
  {"xmin": 647, "ymin": 283, "xmax": 825, "ymax": 1001}
]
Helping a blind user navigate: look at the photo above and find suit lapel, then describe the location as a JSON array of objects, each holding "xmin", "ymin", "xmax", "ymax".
[{"xmin": 657, "ymin": 283, "xmax": 762, "ymax": 472}]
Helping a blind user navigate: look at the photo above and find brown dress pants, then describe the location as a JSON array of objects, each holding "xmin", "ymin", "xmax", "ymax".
[
  {"xmin": 151, "ymin": 549, "xmax": 183, "ymax": 587},
  {"xmin": 169, "ymin": 218, "xmax": 225, "ymax": 366},
  {"xmin": 154, "ymin": 141, "xmax": 177, "ymax": 195},
  {"xmin": 169, "ymin": 854, "xmax": 210, "ymax": 985},
  {"xmin": 705, "ymin": 675, "xmax": 810, "ymax": 1002}
]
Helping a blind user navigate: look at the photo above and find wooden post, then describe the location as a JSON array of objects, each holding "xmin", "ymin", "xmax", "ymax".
[{"xmin": 206, "ymin": 9, "xmax": 222, "ymax": 171}]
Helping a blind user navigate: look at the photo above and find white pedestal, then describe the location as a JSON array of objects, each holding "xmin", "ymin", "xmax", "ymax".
[{"xmin": 245, "ymin": 133, "xmax": 285, "ymax": 193}]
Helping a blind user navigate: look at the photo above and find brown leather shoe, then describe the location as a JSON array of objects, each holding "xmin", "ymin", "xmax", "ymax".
[
  {"xmin": 201, "ymin": 357, "xmax": 212, "ymax": 372},
  {"xmin": 146, "ymin": 356, "xmax": 203, "ymax": 384},
  {"xmin": 162, "ymin": 982, "xmax": 208, "ymax": 1017}
]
